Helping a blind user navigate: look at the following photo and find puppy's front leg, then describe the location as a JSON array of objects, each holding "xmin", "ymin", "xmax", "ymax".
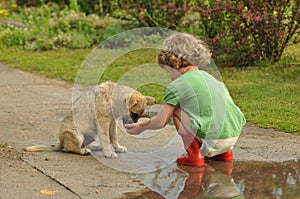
[
  {"xmin": 98, "ymin": 117, "xmax": 118, "ymax": 158},
  {"xmin": 109, "ymin": 119, "xmax": 127, "ymax": 153}
]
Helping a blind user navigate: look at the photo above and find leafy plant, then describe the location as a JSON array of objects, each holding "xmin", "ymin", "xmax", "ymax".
[
  {"xmin": 117, "ymin": 0, "xmax": 299, "ymax": 67},
  {"xmin": 69, "ymin": 0, "xmax": 79, "ymax": 13},
  {"xmin": 77, "ymin": 0, "xmax": 118, "ymax": 15},
  {"xmin": 187, "ymin": 0, "xmax": 300, "ymax": 66},
  {"xmin": 118, "ymin": 0, "xmax": 190, "ymax": 29},
  {"xmin": 0, "ymin": 3, "xmax": 127, "ymax": 50},
  {"xmin": 0, "ymin": 24, "xmax": 27, "ymax": 47}
]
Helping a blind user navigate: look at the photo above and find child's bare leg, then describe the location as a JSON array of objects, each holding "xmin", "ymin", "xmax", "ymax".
[
  {"xmin": 173, "ymin": 107, "xmax": 196, "ymax": 135},
  {"xmin": 173, "ymin": 107, "xmax": 204, "ymax": 166}
]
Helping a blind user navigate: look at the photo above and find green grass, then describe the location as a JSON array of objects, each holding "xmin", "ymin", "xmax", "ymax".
[
  {"xmin": 222, "ymin": 67, "xmax": 300, "ymax": 134},
  {"xmin": 0, "ymin": 46, "xmax": 299, "ymax": 134},
  {"xmin": 0, "ymin": 47, "xmax": 90, "ymax": 82}
]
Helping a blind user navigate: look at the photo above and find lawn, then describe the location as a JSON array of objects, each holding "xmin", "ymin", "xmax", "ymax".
[
  {"xmin": 0, "ymin": 47, "xmax": 90, "ymax": 82},
  {"xmin": 222, "ymin": 67, "xmax": 299, "ymax": 134},
  {"xmin": 0, "ymin": 45, "xmax": 299, "ymax": 134}
]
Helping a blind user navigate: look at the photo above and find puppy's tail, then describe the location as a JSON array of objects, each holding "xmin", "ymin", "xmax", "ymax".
[{"xmin": 24, "ymin": 144, "xmax": 62, "ymax": 152}]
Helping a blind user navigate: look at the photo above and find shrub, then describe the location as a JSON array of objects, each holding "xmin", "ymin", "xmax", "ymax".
[
  {"xmin": 77, "ymin": 0, "xmax": 118, "ymax": 16},
  {"xmin": 0, "ymin": 3, "xmax": 127, "ymax": 50},
  {"xmin": 118, "ymin": 0, "xmax": 189, "ymax": 29},
  {"xmin": 183, "ymin": 0, "xmax": 300, "ymax": 66},
  {"xmin": 118, "ymin": 0, "xmax": 299, "ymax": 67},
  {"xmin": 16, "ymin": 0, "xmax": 66, "ymax": 7},
  {"xmin": 0, "ymin": 24, "xmax": 27, "ymax": 47}
]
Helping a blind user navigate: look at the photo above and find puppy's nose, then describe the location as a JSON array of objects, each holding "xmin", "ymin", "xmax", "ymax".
[{"xmin": 130, "ymin": 112, "xmax": 139, "ymax": 123}]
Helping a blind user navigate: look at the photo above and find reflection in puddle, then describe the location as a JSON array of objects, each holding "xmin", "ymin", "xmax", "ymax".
[
  {"xmin": 123, "ymin": 160, "xmax": 300, "ymax": 199},
  {"xmin": 233, "ymin": 160, "xmax": 300, "ymax": 199}
]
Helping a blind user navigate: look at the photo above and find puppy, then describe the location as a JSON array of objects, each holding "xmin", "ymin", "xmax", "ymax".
[{"xmin": 24, "ymin": 81, "xmax": 155, "ymax": 158}]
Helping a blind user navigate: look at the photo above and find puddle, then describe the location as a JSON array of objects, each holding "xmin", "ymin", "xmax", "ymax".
[{"xmin": 123, "ymin": 160, "xmax": 300, "ymax": 199}]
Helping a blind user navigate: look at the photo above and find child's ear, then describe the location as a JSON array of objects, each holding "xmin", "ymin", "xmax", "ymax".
[{"xmin": 145, "ymin": 96, "xmax": 156, "ymax": 104}]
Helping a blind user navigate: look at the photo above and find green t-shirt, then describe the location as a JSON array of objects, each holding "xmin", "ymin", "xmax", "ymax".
[{"xmin": 164, "ymin": 70, "xmax": 246, "ymax": 139}]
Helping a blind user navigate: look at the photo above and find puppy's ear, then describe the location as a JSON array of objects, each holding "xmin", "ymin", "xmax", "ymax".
[
  {"xmin": 145, "ymin": 96, "xmax": 156, "ymax": 104},
  {"xmin": 126, "ymin": 94, "xmax": 137, "ymax": 109}
]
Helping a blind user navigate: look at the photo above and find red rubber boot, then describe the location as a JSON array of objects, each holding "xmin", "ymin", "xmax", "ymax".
[
  {"xmin": 177, "ymin": 134, "xmax": 205, "ymax": 167},
  {"xmin": 209, "ymin": 150, "xmax": 234, "ymax": 162}
]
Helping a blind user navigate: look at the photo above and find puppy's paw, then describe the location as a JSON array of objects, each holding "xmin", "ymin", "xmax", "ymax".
[
  {"xmin": 115, "ymin": 146, "xmax": 127, "ymax": 153},
  {"xmin": 80, "ymin": 148, "xmax": 91, "ymax": 155},
  {"xmin": 104, "ymin": 150, "xmax": 118, "ymax": 158}
]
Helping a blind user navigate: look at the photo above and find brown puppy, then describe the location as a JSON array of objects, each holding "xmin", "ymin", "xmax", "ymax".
[{"xmin": 24, "ymin": 81, "xmax": 155, "ymax": 158}]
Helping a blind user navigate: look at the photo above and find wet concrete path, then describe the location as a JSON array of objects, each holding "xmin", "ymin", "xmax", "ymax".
[
  {"xmin": 1, "ymin": 63, "xmax": 300, "ymax": 198},
  {"xmin": 123, "ymin": 160, "xmax": 300, "ymax": 198}
]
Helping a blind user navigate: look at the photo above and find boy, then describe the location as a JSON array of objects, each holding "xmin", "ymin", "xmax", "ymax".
[{"xmin": 125, "ymin": 32, "xmax": 246, "ymax": 167}]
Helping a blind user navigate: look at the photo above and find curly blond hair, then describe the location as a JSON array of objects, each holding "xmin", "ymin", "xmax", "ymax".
[{"xmin": 158, "ymin": 32, "xmax": 211, "ymax": 69}]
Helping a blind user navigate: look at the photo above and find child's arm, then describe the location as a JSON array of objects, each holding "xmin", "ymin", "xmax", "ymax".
[{"xmin": 125, "ymin": 104, "xmax": 175, "ymax": 135}]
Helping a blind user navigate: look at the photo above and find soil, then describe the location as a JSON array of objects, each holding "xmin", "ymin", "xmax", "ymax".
[{"xmin": 0, "ymin": 63, "xmax": 299, "ymax": 199}]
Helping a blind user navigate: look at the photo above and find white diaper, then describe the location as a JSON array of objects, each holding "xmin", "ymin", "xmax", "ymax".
[{"xmin": 201, "ymin": 136, "xmax": 239, "ymax": 157}]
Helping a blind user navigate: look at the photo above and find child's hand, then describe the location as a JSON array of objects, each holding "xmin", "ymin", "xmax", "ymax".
[{"xmin": 124, "ymin": 123, "xmax": 143, "ymax": 135}]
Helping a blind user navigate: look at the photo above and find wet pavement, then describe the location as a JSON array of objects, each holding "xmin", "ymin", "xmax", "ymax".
[
  {"xmin": 1, "ymin": 63, "xmax": 300, "ymax": 199},
  {"xmin": 123, "ymin": 160, "xmax": 300, "ymax": 198}
]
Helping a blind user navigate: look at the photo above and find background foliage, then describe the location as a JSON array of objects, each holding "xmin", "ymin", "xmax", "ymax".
[
  {"xmin": 119, "ymin": 0, "xmax": 300, "ymax": 67},
  {"xmin": 0, "ymin": 1, "xmax": 127, "ymax": 50},
  {"xmin": 1, "ymin": 0, "xmax": 299, "ymax": 67}
]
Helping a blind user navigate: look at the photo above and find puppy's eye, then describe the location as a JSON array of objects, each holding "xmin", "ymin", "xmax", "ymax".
[{"xmin": 130, "ymin": 112, "xmax": 139, "ymax": 120}]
